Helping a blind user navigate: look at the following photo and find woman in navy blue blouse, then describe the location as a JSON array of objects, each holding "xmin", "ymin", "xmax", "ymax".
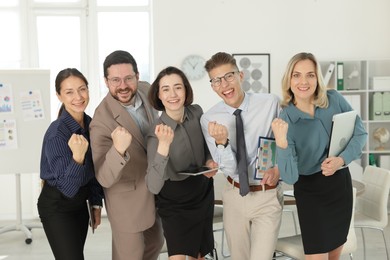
[
  {"xmin": 37, "ymin": 68, "xmax": 104, "ymax": 260},
  {"xmin": 272, "ymin": 53, "xmax": 367, "ymax": 260}
]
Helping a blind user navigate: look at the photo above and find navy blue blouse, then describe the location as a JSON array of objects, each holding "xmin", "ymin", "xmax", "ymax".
[{"xmin": 40, "ymin": 109, "xmax": 103, "ymax": 205}]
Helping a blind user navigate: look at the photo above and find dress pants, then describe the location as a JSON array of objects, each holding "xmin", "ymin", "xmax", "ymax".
[
  {"xmin": 37, "ymin": 183, "xmax": 89, "ymax": 260},
  {"xmin": 222, "ymin": 181, "xmax": 283, "ymax": 260},
  {"xmin": 112, "ymin": 213, "xmax": 164, "ymax": 260}
]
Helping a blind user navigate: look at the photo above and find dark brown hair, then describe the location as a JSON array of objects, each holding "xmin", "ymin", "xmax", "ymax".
[
  {"xmin": 204, "ymin": 52, "xmax": 239, "ymax": 72},
  {"xmin": 148, "ymin": 66, "xmax": 193, "ymax": 111},
  {"xmin": 55, "ymin": 68, "xmax": 88, "ymax": 117}
]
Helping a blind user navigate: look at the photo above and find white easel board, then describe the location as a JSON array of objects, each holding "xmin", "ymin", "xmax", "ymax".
[{"xmin": 0, "ymin": 69, "xmax": 51, "ymax": 175}]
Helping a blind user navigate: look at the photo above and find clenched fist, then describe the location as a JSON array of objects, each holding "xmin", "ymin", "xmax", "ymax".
[
  {"xmin": 111, "ymin": 126, "xmax": 132, "ymax": 156},
  {"xmin": 208, "ymin": 121, "xmax": 229, "ymax": 145},
  {"xmin": 155, "ymin": 124, "xmax": 174, "ymax": 157},
  {"xmin": 68, "ymin": 134, "xmax": 89, "ymax": 164},
  {"xmin": 271, "ymin": 118, "xmax": 289, "ymax": 149}
]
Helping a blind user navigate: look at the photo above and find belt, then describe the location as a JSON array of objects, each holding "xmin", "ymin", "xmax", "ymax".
[{"xmin": 227, "ymin": 176, "xmax": 277, "ymax": 192}]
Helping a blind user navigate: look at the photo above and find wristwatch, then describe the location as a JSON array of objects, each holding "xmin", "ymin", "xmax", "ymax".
[{"xmin": 216, "ymin": 139, "xmax": 229, "ymax": 149}]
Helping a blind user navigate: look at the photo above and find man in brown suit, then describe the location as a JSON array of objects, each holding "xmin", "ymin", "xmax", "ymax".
[{"xmin": 90, "ymin": 50, "xmax": 163, "ymax": 260}]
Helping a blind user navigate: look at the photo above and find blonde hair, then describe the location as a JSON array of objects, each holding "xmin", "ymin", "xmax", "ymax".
[{"xmin": 281, "ymin": 52, "xmax": 328, "ymax": 108}]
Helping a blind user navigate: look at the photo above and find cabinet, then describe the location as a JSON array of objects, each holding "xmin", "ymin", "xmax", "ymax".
[{"xmin": 320, "ymin": 60, "xmax": 390, "ymax": 169}]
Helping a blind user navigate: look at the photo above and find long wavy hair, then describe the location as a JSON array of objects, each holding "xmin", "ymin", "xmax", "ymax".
[{"xmin": 281, "ymin": 52, "xmax": 328, "ymax": 108}]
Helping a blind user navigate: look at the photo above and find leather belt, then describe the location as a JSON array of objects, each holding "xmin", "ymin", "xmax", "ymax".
[{"xmin": 227, "ymin": 176, "xmax": 277, "ymax": 192}]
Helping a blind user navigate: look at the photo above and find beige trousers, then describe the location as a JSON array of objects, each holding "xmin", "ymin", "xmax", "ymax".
[{"xmin": 222, "ymin": 181, "xmax": 283, "ymax": 260}]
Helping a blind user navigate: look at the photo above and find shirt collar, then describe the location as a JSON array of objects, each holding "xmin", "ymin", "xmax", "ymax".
[
  {"xmin": 285, "ymin": 102, "xmax": 315, "ymax": 123},
  {"xmin": 122, "ymin": 93, "xmax": 143, "ymax": 110},
  {"xmin": 60, "ymin": 109, "xmax": 89, "ymax": 134},
  {"xmin": 160, "ymin": 107, "xmax": 190, "ymax": 130},
  {"xmin": 223, "ymin": 92, "xmax": 249, "ymax": 115}
]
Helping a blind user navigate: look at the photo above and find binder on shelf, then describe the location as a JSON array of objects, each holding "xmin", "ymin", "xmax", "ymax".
[
  {"xmin": 337, "ymin": 62, "xmax": 344, "ymax": 90},
  {"xmin": 371, "ymin": 92, "xmax": 383, "ymax": 120},
  {"xmin": 378, "ymin": 155, "xmax": 390, "ymax": 169},
  {"xmin": 382, "ymin": 92, "xmax": 390, "ymax": 120},
  {"xmin": 343, "ymin": 94, "xmax": 361, "ymax": 117},
  {"xmin": 323, "ymin": 63, "xmax": 335, "ymax": 87}
]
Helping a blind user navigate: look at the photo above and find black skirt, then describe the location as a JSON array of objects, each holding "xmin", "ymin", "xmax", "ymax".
[
  {"xmin": 156, "ymin": 175, "xmax": 214, "ymax": 258},
  {"xmin": 294, "ymin": 167, "xmax": 353, "ymax": 254}
]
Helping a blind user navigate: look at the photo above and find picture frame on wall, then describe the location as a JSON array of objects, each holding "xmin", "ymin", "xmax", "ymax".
[{"xmin": 233, "ymin": 53, "xmax": 270, "ymax": 93}]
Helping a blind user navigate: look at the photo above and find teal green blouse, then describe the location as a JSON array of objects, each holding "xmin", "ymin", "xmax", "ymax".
[{"xmin": 276, "ymin": 90, "xmax": 367, "ymax": 184}]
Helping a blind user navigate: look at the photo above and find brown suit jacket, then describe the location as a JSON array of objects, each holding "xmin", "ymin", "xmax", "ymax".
[{"xmin": 90, "ymin": 81, "xmax": 158, "ymax": 233}]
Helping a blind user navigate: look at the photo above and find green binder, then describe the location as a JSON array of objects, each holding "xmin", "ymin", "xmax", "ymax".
[{"xmin": 337, "ymin": 62, "xmax": 344, "ymax": 90}]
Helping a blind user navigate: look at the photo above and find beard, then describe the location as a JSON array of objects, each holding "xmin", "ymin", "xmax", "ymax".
[{"xmin": 112, "ymin": 87, "xmax": 136, "ymax": 105}]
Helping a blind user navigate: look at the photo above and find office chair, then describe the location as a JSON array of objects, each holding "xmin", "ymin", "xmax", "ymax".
[
  {"xmin": 275, "ymin": 188, "xmax": 358, "ymax": 260},
  {"xmin": 213, "ymin": 172, "xmax": 230, "ymax": 258},
  {"xmin": 354, "ymin": 165, "xmax": 390, "ymax": 260}
]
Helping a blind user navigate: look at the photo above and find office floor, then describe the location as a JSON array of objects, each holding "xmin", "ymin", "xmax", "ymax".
[{"xmin": 0, "ymin": 209, "xmax": 389, "ymax": 260}]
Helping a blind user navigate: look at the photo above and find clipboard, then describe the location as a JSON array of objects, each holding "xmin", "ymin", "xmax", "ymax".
[
  {"xmin": 86, "ymin": 200, "xmax": 95, "ymax": 234},
  {"xmin": 178, "ymin": 166, "xmax": 218, "ymax": 176},
  {"xmin": 254, "ymin": 136, "xmax": 277, "ymax": 180}
]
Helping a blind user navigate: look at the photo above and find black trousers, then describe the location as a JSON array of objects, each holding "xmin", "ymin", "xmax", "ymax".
[{"xmin": 37, "ymin": 183, "xmax": 89, "ymax": 260}]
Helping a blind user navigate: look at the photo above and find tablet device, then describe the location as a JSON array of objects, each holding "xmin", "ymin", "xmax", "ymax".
[
  {"xmin": 327, "ymin": 110, "xmax": 357, "ymax": 157},
  {"xmin": 178, "ymin": 166, "xmax": 218, "ymax": 176}
]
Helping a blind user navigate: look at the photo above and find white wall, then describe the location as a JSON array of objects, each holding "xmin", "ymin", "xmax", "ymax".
[
  {"xmin": 1, "ymin": 0, "xmax": 390, "ymax": 221},
  {"xmin": 152, "ymin": 0, "xmax": 390, "ymax": 111}
]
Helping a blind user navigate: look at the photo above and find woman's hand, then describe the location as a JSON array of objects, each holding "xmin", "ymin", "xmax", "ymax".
[
  {"xmin": 92, "ymin": 208, "xmax": 102, "ymax": 229},
  {"xmin": 271, "ymin": 118, "xmax": 289, "ymax": 149},
  {"xmin": 155, "ymin": 124, "xmax": 174, "ymax": 157},
  {"xmin": 321, "ymin": 157, "xmax": 345, "ymax": 176},
  {"xmin": 68, "ymin": 134, "xmax": 89, "ymax": 164},
  {"xmin": 203, "ymin": 159, "xmax": 218, "ymax": 178}
]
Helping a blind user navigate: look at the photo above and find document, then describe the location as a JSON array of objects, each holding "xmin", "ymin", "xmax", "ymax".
[
  {"xmin": 254, "ymin": 136, "xmax": 277, "ymax": 180},
  {"xmin": 86, "ymin": 200, "xmax": 95, "ymax": 234}
]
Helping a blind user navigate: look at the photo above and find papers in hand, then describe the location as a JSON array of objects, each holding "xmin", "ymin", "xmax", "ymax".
[
  {"xmin": 254, "ymin": 136, "xmax": 277, "ymax": 180},
  {"xmin": 178, "ymin": 166, "xmax": 219, "ymax": 176},
  {"xmin": 86, "ymin": 200, "xmax": 95, "ymax": 234}
]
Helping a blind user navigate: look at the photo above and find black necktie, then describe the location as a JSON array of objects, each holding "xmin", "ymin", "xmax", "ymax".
[{"xmin": 233, "ymin": 109, "xmax": 250, "ymax": 196}]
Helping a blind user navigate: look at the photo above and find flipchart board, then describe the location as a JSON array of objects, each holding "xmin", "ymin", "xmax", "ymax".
[{"xmin": 0, "ymin": 69, "xmax": 51, "ymax": 175}]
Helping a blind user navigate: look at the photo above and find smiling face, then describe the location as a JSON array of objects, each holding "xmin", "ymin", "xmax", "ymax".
[
  {"xmin": 57, "ymin": 75, "xmax": 89, "ymax": 118},
  {"xmin": 105, "ymin": 63, "xmax": 139, "ymax": 105},
  {"xmin": 208, "ymin": 63, "xmax": 244, "ymax": 108},
  {"xmin": 158, "ymin": 73, "xmax": 186, "ymax": 115},
  {"xmin": 290, "ymin": 59, "xmax": 318, "ymax": 105}
]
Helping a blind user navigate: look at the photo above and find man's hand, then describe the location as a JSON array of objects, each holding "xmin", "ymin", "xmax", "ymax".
[
  {"xmin": 260, "ymin": 167, "xmax": 280, "ymax": 186},
  {"xmin": 111, "ymin": 126, "xmax": 132, "ymax": 156},
  {"xmin": 208, "ymin": 121, "xmax": 229, "ymax": 145}
]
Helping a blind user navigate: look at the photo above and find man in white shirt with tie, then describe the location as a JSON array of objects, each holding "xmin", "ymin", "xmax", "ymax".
[{"xmin": 200, "ymin": 52, "xmax": 283, "ymax": 260}]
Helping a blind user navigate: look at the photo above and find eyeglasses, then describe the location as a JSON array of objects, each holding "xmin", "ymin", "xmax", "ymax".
[
  {"xmin": 210, "ymin": 71, "xmax": 239, "ymax": 88},
  {"xmin": 107, "ymin": 75, "xmax": 136, "ymax": 87}
]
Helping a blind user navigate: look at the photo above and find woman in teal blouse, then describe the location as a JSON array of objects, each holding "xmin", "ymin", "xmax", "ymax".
[{"xmin": 272, "ymin": 53, "xmax": 367, "ymax": 259}]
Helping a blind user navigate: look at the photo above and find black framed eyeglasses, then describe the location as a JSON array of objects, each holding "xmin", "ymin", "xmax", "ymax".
[{"xmin": 210, "ymin": 71, "xmax": 239, "ymax": 88}]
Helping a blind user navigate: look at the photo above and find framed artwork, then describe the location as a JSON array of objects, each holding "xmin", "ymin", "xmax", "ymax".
[{"xmin": 233, "ymin": 53, "xmax": 270, "ymax": 93}]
